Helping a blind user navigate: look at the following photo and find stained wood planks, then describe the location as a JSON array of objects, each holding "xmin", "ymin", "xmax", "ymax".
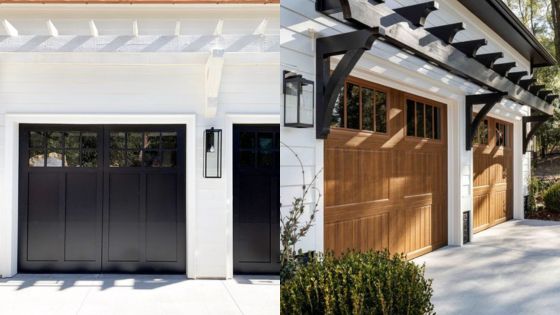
[
  {"xmin": 473, "ymin": 116, "xmax": 513, "ymax": 233},
  {"xmin": 324, "ymin": 76, "xmax": 448, "ymax": 259}
]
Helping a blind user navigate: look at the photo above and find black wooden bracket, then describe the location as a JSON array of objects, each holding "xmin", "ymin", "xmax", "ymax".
[
  {"xmin": 316, "ymin": 29, "xmax": 379, "ymax": 139},
  {"xmin": 529, "ymin": 84, "xmax": 545, "ymax": 95},
  {"xmin": 506, "ymin": 71, "xmax": 527, "ymax": 84},
  {"xmin": 452, "ymin": 39, "xmax": 487, "ymax": 58},
  {"xmin": 425, "ymin": 22, "xmax": 464, "ymax": 44},
  {"xmin": 492, "ymin": 62, "xmax": 516, "ymax": 76},
  {"xmin": 466, "ymin": 92, "xmax": 508, "ymax": 150},
  {"xmin": 519, "ymin": 78, "xmax": 536, "ymax": 90},
  {"xmin": 474, "ymin": 52, "xmax": 503, "ymax": 68},
  {"xmin": 546, "ymin": 94, "xmax": 559, "ymax": 103},
  {"xmin": 523, "ymin": 114, "xmax": 552, "ymax": 154},
  {"xmin": 538, "ymin": 90, "xmax": 553, "ymax": 100},
  {"xmin": 394, "ymin": 1, "xmax": 439, "ymax": 27}
]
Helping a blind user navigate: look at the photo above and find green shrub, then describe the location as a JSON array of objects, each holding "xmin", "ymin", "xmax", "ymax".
[
  {"xmin": 544, "ymin": 182, "xmax": 560, "ymax": 212},
  {"xmin": 281, "ymin": 250, "xmax": 434, "ymax": 315}
]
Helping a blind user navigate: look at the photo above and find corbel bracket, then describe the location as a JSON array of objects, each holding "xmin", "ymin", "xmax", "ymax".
[
  {"xmin": 316, "ymin": 29, "xmax": 379, "ymax": 139},
  {"xmin": 523, "ymin": 114, "xmax": 552, "ymax": 154},
  {"xmin": 466, "ymin": 92, "xmax": 508, "ymax": 150}
]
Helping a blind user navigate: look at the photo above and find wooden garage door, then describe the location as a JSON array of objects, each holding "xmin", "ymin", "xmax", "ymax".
[
  {"xmin": 324, "ymin": 77, "xmax": 448, "ymax": 259},
  {"xmin": 473, "ymin": 117, "xmax": 513, "ymax": 233}
]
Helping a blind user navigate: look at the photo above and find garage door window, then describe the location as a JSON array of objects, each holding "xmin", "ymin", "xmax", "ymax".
[
  {"xmin": 473, "ymin": 119, "xmax": 489, "ymax": 145},
  {"xmin": 28, "ymin": 130, "xmax": 98, "ymax": 168},
  {"xmin": 331, "ymin": 80, "xmax": 388, "ymax": 133},
  {"xmin": 406, "ymin": 99, "xmax": 441, "ymax": 140},
  {"xmin": 110, "ymin": 131, "xmax": 177, "ymax": 168},
  {"xmin": 496, "ymin": 123, "xmax": 508, "ymax": 147}
]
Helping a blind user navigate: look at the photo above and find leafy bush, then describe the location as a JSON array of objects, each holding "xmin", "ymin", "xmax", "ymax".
[
  {"xmin": 281, "ymin": 251, "xmax": 434, "ymax": 315},
  {"xmin": 544, "ymin": 182, "xmax": 560, "ymax": 212}
]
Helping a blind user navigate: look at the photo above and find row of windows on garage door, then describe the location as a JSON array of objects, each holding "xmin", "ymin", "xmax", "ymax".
[{"xmin": 324, "ymin": 76, "xmax": 512, "ymax": 258}]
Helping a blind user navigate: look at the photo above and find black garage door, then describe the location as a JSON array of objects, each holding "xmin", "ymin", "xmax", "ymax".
[
  {"xmin": 233, "ymin": 124, "xmax": 280, "ymax": 274},
  {"xmin": 18, "ymin": 124, "xmax": 186, "ymax": 274}
]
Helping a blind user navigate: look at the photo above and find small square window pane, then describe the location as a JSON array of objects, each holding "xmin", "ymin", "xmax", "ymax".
[
  {"xmin": 127, "ymin": 150, "xmax": 142, "ymax": 167},
  {"xmin": 406, "ymin": 100, "xmax": 416, "ymax": 136},
  {"xmin": 162, "ymin": 132, "xmax": 177, "ymax": 149},
  {"xmin": 362, "ymin": 88, "xmax": 374, "ymax": 131},
  {"xmin": 331, "ymin": 87, "xmax": 345, "ymax": 128},
  {"xmin": 29, "ymin": 132, "xmax": 44, "ymax": 148},
  {"xmin": 144, "ymin": 150, "xmax": 161, "ymax": 167},
  {"xmin": 46, "ymin": 150, "xmax": 63, "ymax": 167},
  {"xmin": 65, "ymin": 149, "xmax": 80, "ymax": 167},
  {"xmin": 240, "ymin": 132, "xmax": 255, "ymax": 149},
  {"xmin": 258, "ymin": 152, "xmax": 274, "ymax": 168},
  {"xmin": 162, "ymin": 151, "xmax": 177, "ymax": 168},
  {"xmin": 127, "ymin": 132, "xmax": 143, "ymax": 149},
  {"xmin": 65, "ymin": 132, "xmax": 81, "ymax": 149},
  {"xmin": 346, "ymin": 83, "xmax": 360, "ymax": 130},
  {"xmin": 110, "ymin": 132, "xmax": 125, "ymax": 149},
  {"xmin": 425, "ymin": 105, "xmax": 433, "ymax": 139},
  {"xmin": 416, "ymin": 102, "xmax": 425, "ymax": 138},
  {"xmin": 240, "ymin": 151, "xmax": 255, "ymax": 167},
  {"xmin": 46, "ymin": 132, "xmax": 63, "ymax": 149},
  {"xmin": 82, "ymin": 133, "xmax": 97, "ymax": 149},
  {"xmin": 110, "ymin": 150, "xmax": 126, "ymax": 167},
  {"xmin": 434, "ymin": 107, "xmax": 441, "ymax": 140},
  {"xmin": 258, "ymin": 133, "xmax": 273, "ymax": 151},
  {"xmin": 29, "ymin": 149, "xmax": 45, "ymax": 167},
  {"xmin": 375, "ymin": 91, "xmax": 387, "ymax": 133},
  {"xmin": 145, "ymin": 132, "xmax": 160, "ymax": 150},
  {"xmin": 82, "ymin": 150, "xmax": 98, "ymax": 168}
]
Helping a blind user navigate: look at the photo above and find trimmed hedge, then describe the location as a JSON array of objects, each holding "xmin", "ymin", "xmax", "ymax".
[
  {"xmin": 281, "ymin": 251, "xmax": 434, "ymax": 315},
  {"xmin": 544, "ymin": 182, "xmax": 560, "ymax": 212}
]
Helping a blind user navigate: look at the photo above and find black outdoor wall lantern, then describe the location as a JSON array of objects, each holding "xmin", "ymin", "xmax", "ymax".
[
  {"xmin": 284, "ymin": 71, "xmax": 315, "ymax": 128},
  {"xmin": 204, "ymin": 127, "xmax": 222, "ymax": 178}
]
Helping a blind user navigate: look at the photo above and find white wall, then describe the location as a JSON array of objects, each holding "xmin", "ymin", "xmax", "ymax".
[
  {"xmin": 0, "ymin": 4, "xmax": 280, "ymax": 279},
  {"xmin": 280, "ymin": 0, "xmax": 533, "ymax": 253}
]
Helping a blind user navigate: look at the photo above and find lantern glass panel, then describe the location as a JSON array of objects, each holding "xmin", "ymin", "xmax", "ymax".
[
  {"xmin": 301, "ymin": 82, "xmax": 314, "ymax": 126},
  {"xmin": 285, "ymin": 80, "xmax": 299, "ymax": 125},
  {"xmin": 204, "ymin": 129, "xmax": 222, "ymax": 178}
]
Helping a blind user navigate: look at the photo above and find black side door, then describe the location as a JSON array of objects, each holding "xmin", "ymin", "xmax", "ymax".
[{"xmin": 233, "ymin": 124, "xmax": 280, "ymax": 274}]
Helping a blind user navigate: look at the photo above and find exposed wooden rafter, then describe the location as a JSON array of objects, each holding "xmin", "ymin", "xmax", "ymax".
[
  {"xmin": 466, "ymin": 92, "xmax": 507, "ymax": 150},
  {"xmin": 546, "ymin": 94, "xmax": 559, "ymax": 103},
  {"xmin": 506, "ymin": 71, "xmax": 527, "ymax": 84},
  {"xmin": 492, "ymin": 62, "xmax": 516, "ymax": 76},
  {"xmin": 529, "ymin": 84, "xmax": 545, "ymax": 94},
  {"xmin": 519, "ymin": 78, "xmax": 536, "ymax": 90},
  {"xmin": 474, "ymin": 52, "xmax": 503, "ymax": 68},
  {"xmin": 316, "ymin": 29, "xmax": 379, "ymax": 139},
  {"xmin": 538, "ymin": 90, "xmax": 553, "ymax": 99},
  {"xmin": 452, "ymin": 39, "xmax": 487, "ymax": 58},
  {"xmin": 426, "ymin": 22, "xmax": 465, "ymax": 44},
  {"xmin": 393, "ymin": 1, "xmax": 439, "ymax": 27}
]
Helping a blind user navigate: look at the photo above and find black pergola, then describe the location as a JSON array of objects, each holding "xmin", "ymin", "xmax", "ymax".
[{"xmin": 315, "ymin": 0, "xmax": 557, "ymax": 152}]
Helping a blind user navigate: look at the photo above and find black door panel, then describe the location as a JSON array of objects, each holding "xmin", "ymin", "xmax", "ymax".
[
  {"xmin": 18, "ymin": 124, "xmax": 186, "ymax": 274},
  {"xmin": 233, "ymin": 124, "xmax": 280, "ymax": 274}
]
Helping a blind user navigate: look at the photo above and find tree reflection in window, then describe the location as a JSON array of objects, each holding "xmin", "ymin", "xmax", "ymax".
[
  {"xmin": 28, "ymin": 130, "xmax": 98, "ymax": 168},
  {"xmin": 110, "ymin": 131, "xmax": 177, "ymax": 168}
]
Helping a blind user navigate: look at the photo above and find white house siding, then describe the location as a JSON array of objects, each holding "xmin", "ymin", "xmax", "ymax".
[
  {"xmin": 0, "ymin": 4, "xmax": 279, "ymax": 279},
  {"xmin": 280, "ymin": 0, "xmax": 532, "ymax": 253}
]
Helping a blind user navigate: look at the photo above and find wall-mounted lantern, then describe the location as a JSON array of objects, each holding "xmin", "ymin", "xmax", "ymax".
[
  {"xmin": 204, "ymin": 127, "xmax": 222, "ymax": 178},
  {"xmin": 284, "ymin": 71, "xmax": 315, "ymax": 128}
]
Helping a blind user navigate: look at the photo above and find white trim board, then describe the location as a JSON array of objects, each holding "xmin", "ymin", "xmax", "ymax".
[{"xmin": 0, "ymin": 113, "xmax": 196, "ymax": 278}]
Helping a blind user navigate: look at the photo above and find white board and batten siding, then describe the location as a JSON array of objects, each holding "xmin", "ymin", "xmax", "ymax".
[
  {"xmin": 0, "ymin": 4, "xmax": 280, "ymax": 279},
  {"xmin": 280, "ymin": 0, "xmax": 532, "ymax": 253}
]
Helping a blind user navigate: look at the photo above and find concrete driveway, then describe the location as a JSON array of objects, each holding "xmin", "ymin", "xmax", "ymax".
[
  {"xmin": 0, "ymin": 274, "xmax": 279, "ymax": 315},
  {"xmin": 414, "ymin": 220, "xmax": 560, "ymax": 315}
]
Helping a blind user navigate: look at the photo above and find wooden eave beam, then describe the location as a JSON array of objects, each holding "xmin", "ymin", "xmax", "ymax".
[
  {"xmin": 523, "ymin": 114, "xmax": 553, "ymax": 154},
  {"xmin": 474, "ymin": 52, "xmax": 503, "ymax": 68},
  {"xmin": 452, "ymin": 39, "xmax": 487, "ymax": 58},
  {"xmin": 506, "ymin": 71, "xmax": 527, "ymax": 84},
  {"xmin": 425, "ymin": 22, "xmax": 464, "ymax": 44},
  {"xmin": 316, "ymin": 29, "xmax": 379, "ymax": 139},
  {"xmin": 492, "ymin": 62, "xmax": 516, "ymax": 76},
  {"xmin": 466, "ymin": 92, "xmax": 508, "ymax": 151},
  {"xmin": 393, "ymin": 1, "xmax": 439, "ymax": 27},
  {"xmin": 316, "ymin": 0, "xmax": 555, "ymax": 115}
]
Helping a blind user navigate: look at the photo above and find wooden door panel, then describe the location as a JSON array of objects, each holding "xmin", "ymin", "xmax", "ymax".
[
  {"xmin": 324, "ymin": 82, "xmax": 447, "ymax": 259},
  {"xmin": 473, "ymin": 117, "xmax": 513, "ymax": 233}
]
